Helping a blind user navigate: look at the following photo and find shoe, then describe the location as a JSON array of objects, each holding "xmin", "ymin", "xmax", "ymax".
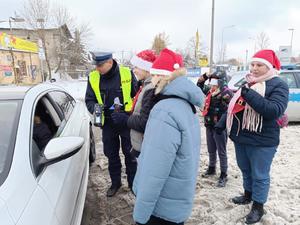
[
  {"xmin": 217, "ymin": 172, "xmax": 228, "ymax": 187},
  {"xmin": 232, "ymin": 190, "xmax": 252, "ymax": 205},
  {"xmin": 245, "ymin": 201, "xmax": 264, "ymax": 224},
  {"xmin": 106, "ymin": 183, "xmax": 122, "ymax": 197},
  {"xmin": 202, "ymin": 166, "xmax": 216, "ymax": 178}
]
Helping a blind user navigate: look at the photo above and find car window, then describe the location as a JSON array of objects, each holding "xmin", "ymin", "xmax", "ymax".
[
  {"xmin": 279, "ymin": 73, "xmax": 297, "ymax": 88},
  {"xmin": 0, "ymin": 100, "xmax": 22, "ymax": 186},
  {"xmin": 31, "ymin": 95, "xmax": 63, "ymax": 177},
  {"xmin": 49, "ymin": 91, "xmax": 75, "ymax": 121}
]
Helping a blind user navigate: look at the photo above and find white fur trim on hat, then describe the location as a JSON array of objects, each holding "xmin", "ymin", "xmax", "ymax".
[
  {"xmin": 130, "ymin": 55, "xmax": 153, "ymax": 72},
  {"xmin": 150, "ymin": 68, "xmax": 172, "ymax": 76},
  {"xmin": 209, "ymin": 78, "xmax": 219, "ymax": 86},
  {"xmin": 251, "ymin": 57, "xmax": 273, "ymax": 70}
]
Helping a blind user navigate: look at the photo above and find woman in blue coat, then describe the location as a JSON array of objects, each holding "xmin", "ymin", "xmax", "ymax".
[
  {"xmin": 225, "ymin": 49, "xmax": 289, "ymax": 224},
  {"xmin": 133, "ymin": 48, "xmax": 204, "ymax": 225}
]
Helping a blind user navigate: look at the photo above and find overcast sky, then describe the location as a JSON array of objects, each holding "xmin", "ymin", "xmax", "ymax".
[{"xmin": 2, "ymin": 0, "xmax": 300, "ymax": 63}]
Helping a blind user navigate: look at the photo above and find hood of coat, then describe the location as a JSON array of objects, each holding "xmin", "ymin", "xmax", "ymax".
[{"xmin": 157, "ymin": 69, "xmax": 204, "ymax": 107}]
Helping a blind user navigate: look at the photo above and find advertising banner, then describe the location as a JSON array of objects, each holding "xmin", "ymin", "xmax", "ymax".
[{"xmin": 0, "ymin": 32, "xmax": 38, "ymax": 53}]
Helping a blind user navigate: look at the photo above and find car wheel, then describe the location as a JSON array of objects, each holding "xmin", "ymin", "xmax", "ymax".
[{"xmin": 89, "ymin": 125, "xmax": 96, "ymax": 164}]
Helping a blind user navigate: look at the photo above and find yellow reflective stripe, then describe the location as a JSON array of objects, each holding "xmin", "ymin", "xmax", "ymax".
[
  {"xmin": 89, "ymin": 71, "xmax": 105, "ymax": 125},
  {"xmin": 119, "ymin": 66, "xmax": 133, "ymax": 112},
  {"xmin": 89, "ymin": 70, "xmax": 103, "ymax": 105}
]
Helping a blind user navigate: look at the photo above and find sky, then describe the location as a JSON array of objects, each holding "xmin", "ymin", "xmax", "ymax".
[{"xmin": 2, "ymin": 0, "xmax": 300, "ymax": 63}]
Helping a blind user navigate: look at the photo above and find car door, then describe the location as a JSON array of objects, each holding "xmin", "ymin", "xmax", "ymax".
[
  {"xmin": 279, "ymin": 72, "xmax": 300, "ymax": 121},
  {"xmin": 36, "ymin": 91, "xmax": 89, "ymax": 225}
]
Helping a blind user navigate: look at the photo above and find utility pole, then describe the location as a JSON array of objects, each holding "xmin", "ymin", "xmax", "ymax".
[
  {"xmin": 288, "ymin": 28, "xmax": 294, "ymax": 52},
  {"xmin": 245, "ymin": 49, "xmax": 248, "ymax": 68},
  {"xmin": 209, "ymin": 0, "xmax": 215, "ymax": 73}
]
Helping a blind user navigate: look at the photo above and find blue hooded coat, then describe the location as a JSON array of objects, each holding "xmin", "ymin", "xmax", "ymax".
[{"xmin": 133, "ymin": 74, "xmax": 204, "ymax": 224}]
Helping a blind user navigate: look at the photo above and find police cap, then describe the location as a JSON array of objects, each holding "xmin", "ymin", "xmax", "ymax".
[{"xmin": 90, "ymin": 51, "xmax": 113, "ymax": 65}]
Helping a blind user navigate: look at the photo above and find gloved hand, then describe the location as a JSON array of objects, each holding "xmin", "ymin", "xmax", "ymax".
[
  {"xmin": 241, "ymin": 83, "xmax": 250, "ymax": 96},
  {"xmin": 111, "ymin": 112, "xmax": 129, "ymax": 127}
]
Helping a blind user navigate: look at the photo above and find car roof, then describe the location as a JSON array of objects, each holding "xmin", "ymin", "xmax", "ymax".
[
  {"xmin": 280, "ymin": 69, "xmax": 300, "ymax": 73},
  {"xmin": 0, "ymin": 85, "xmax": 32, "ymax": 100}
]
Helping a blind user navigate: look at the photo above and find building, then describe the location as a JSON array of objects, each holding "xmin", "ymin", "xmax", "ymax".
[
  {"xmin": 0, "ymin": 32, "xmax": 42, "ymax": 85},
  {"xmin": 0, "ymin": 25, "xmax": 73, "ymax": 76}
]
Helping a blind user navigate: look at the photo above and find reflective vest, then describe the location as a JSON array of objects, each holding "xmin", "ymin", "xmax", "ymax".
[{"xmin": 89, "ymin": 66, "xmax": 133, "ymax": 114}]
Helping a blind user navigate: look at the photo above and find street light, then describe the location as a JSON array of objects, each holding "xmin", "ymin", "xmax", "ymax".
[
  {"xmin": 248, "ymin": 37, "xmax": 256, "ymax": 55},
  {"xmin": 9, "ymin": 17, "xmax": 25, "ymax": 32},
  {"xmin": 221, "ymin": 25, "xmax": 235, "ymax": 63},
  {"xmin": 7, "ymin": 16, "xmax": 25, "ymax": 84},
  {"xmin": 288, "ymin": 28, "xmax": 294, "ymax": 51}
]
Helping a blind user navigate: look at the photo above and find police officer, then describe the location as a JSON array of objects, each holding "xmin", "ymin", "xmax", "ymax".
[{"xmin": 85, "ymin": 52, "xmax": 138, "ymax": 197}]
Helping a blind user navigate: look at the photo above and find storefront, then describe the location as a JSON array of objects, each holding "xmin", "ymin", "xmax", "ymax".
[{"xmin": 0, "ymin": 32, "xmax": 42, "ymax": 85}]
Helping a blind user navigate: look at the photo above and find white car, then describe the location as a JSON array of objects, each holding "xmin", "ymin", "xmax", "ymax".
[
  {"xmin": 0, "ymin": 83, "xmax": 95, "ymax": 225},
  {"xmin": 228, "ymin": 70, "xmax": 300, "ymax": 122}
]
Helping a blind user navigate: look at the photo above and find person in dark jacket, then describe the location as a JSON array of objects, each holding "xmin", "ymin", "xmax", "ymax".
[
  {"xmin": 85, "ymin": 52, "xmax": 138, "ymax": 197},
  {"xmin": 111, "ymin": 50, "xmax": 157, "ymax": 159},
  {"xmin": 197, "ymin": 71, "xmax": 233, "ymax": 187},
  {"xmin": 33, "ymin": 115, "xmax": 52, "ymax": 150},
  {"xmin": 224, "ymin": 49, "xmax": 289, "ymax": 224}
]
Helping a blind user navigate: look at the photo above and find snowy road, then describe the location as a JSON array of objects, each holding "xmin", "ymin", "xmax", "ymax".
[{"xmin": 81, "ymin": 124, "xmax": 300, "ymax": 225}]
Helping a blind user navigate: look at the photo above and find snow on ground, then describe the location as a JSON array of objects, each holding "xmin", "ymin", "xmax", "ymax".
[
  {"xmin": 81, "ymin": 124, "xmax": 300, "ymax": 225},
  {"xmin": 59, "ymin": 79, "xmax": 299, "ymax": 225}
]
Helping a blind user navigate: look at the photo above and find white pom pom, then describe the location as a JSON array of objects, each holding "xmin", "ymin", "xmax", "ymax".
[{"xmin": 173, "ymin": 63, "xmax": 180, "ymax": 69}]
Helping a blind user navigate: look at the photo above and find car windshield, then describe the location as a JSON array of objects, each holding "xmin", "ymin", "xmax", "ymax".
[{"xmin": 0, "ymin": 100, "xmax": 22, "ymax": 186}]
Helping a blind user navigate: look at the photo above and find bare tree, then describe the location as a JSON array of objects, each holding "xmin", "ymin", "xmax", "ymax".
[
  {"xmin": 151, "ymin": 32, "xmax": 170, "ymax": 55},
  {"xmin": 184, "ymin": 36, "xmax": 208, "ymax": 67},
  {"xmin": 21, "ymin": 0, "xmax": 52, "ymax": 79},
  {"xmin": 256, "ymin": 32, "xmax": 270, "ymax": 50},
  {"xmin": 52, "ymin": 4, "xmax": 92, "ymax": 73}
]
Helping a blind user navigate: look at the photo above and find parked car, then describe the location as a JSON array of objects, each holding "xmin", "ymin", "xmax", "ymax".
[
  {"xmin": 0, "ymin": 83, "xmax": 95, "ymax": 225},
  {"xmin": 228, "ymin": 70, "xmax": 300, "ymax": 122}
]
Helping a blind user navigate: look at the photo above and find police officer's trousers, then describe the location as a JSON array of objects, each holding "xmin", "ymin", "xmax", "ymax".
[{"xmin": 102, "ymin": 122, "xmax": 137, "ymax": 187}]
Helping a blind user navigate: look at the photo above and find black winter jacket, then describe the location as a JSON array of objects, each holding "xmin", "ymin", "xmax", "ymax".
[
  {"xmin": 229, "ymin": 77, "xmax": 289, "ymax": 147},
  {"xmin": 197, "ymin": 75, "xmax": 233, "ymax": 127},
  {"xmin": 127, "ymin": 88, "xmax": 155, "ymax": 133},
  {"xmin": 85, "ymin": 60, "xmax": 137, "ymax": 122}
]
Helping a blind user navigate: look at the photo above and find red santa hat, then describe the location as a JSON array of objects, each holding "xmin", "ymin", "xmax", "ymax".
[
  {"xmin": 150, "ymin": 48, "xmax": 184, "ymax": 76},
  {"xmin": 251, "ymin": 49, "xmax": 281, "ymax": 70},
  {"xmin": 130, "ymin": 50, "xmax": 157, "ymax": 72}
]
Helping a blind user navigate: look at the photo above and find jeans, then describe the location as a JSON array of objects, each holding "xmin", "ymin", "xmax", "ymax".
[{"xmin": 234, "ymin": 142, "xmax": 277, "ymax": 203}]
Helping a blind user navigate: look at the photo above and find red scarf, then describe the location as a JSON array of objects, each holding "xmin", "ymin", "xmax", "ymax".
[
  {"xmin": 131, "ymin": 86, "xmax": 143, "ymax": 113},
  {"xmin": 202, "ymin": 91, "xmax": 212, "ymax": 116}
]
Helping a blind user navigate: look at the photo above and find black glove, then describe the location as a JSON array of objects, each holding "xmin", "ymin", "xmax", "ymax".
[
  {"xmin": 111, "ymin": 112, "xmax": 129, "ymax": 127},
  {"xmin": 241, "ymin": 83, "xmax": 250, "ymax": 96}
]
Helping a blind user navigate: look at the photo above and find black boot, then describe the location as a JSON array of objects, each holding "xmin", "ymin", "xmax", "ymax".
[
  {"xmin": 217, "ymin": 172, "xmax": 228, "ymax": 187},
  {"xmin": 106, "ymin": 183, "xmax": 122, "ymax": 197},
  {"xmin": 202, "ymin": 166, "xmax": 216, "ymax": 178},
  {"xmin": 232, "ymin": 190, "xmax": 252, "ymax": 205},
  {"xmin": 245, "ymin": 201, "xmax": 264, "ymax": 224}
]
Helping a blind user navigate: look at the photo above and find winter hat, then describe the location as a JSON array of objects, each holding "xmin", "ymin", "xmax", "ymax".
[
  {"xmin": 130, "ymin": 50, "xmax": 157, "ymax": 72},
  {"xmin": 251, "ymin": 49, "xmax": 281, "ymax": 70},
  {"xmin": 150, "ymin": 48, "xmax": 183, "ymax": 76}
]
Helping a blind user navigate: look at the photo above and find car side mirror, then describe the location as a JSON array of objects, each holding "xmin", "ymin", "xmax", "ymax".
[{"xmin": 41, "ymin": 136, "xmax": 84, "ymax": 167}]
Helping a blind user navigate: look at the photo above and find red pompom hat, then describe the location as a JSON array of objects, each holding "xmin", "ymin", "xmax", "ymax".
[
  {"xmin": 130, "ymin": 50, "xmax": 157, "ymax": 72},
  {"xmin": 150, "ymin": 48, "xmax": 183, "ymax": 76},
  {"xmin": 251, "ymin": 49, "xmax": 281, "ymax": 70}
]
